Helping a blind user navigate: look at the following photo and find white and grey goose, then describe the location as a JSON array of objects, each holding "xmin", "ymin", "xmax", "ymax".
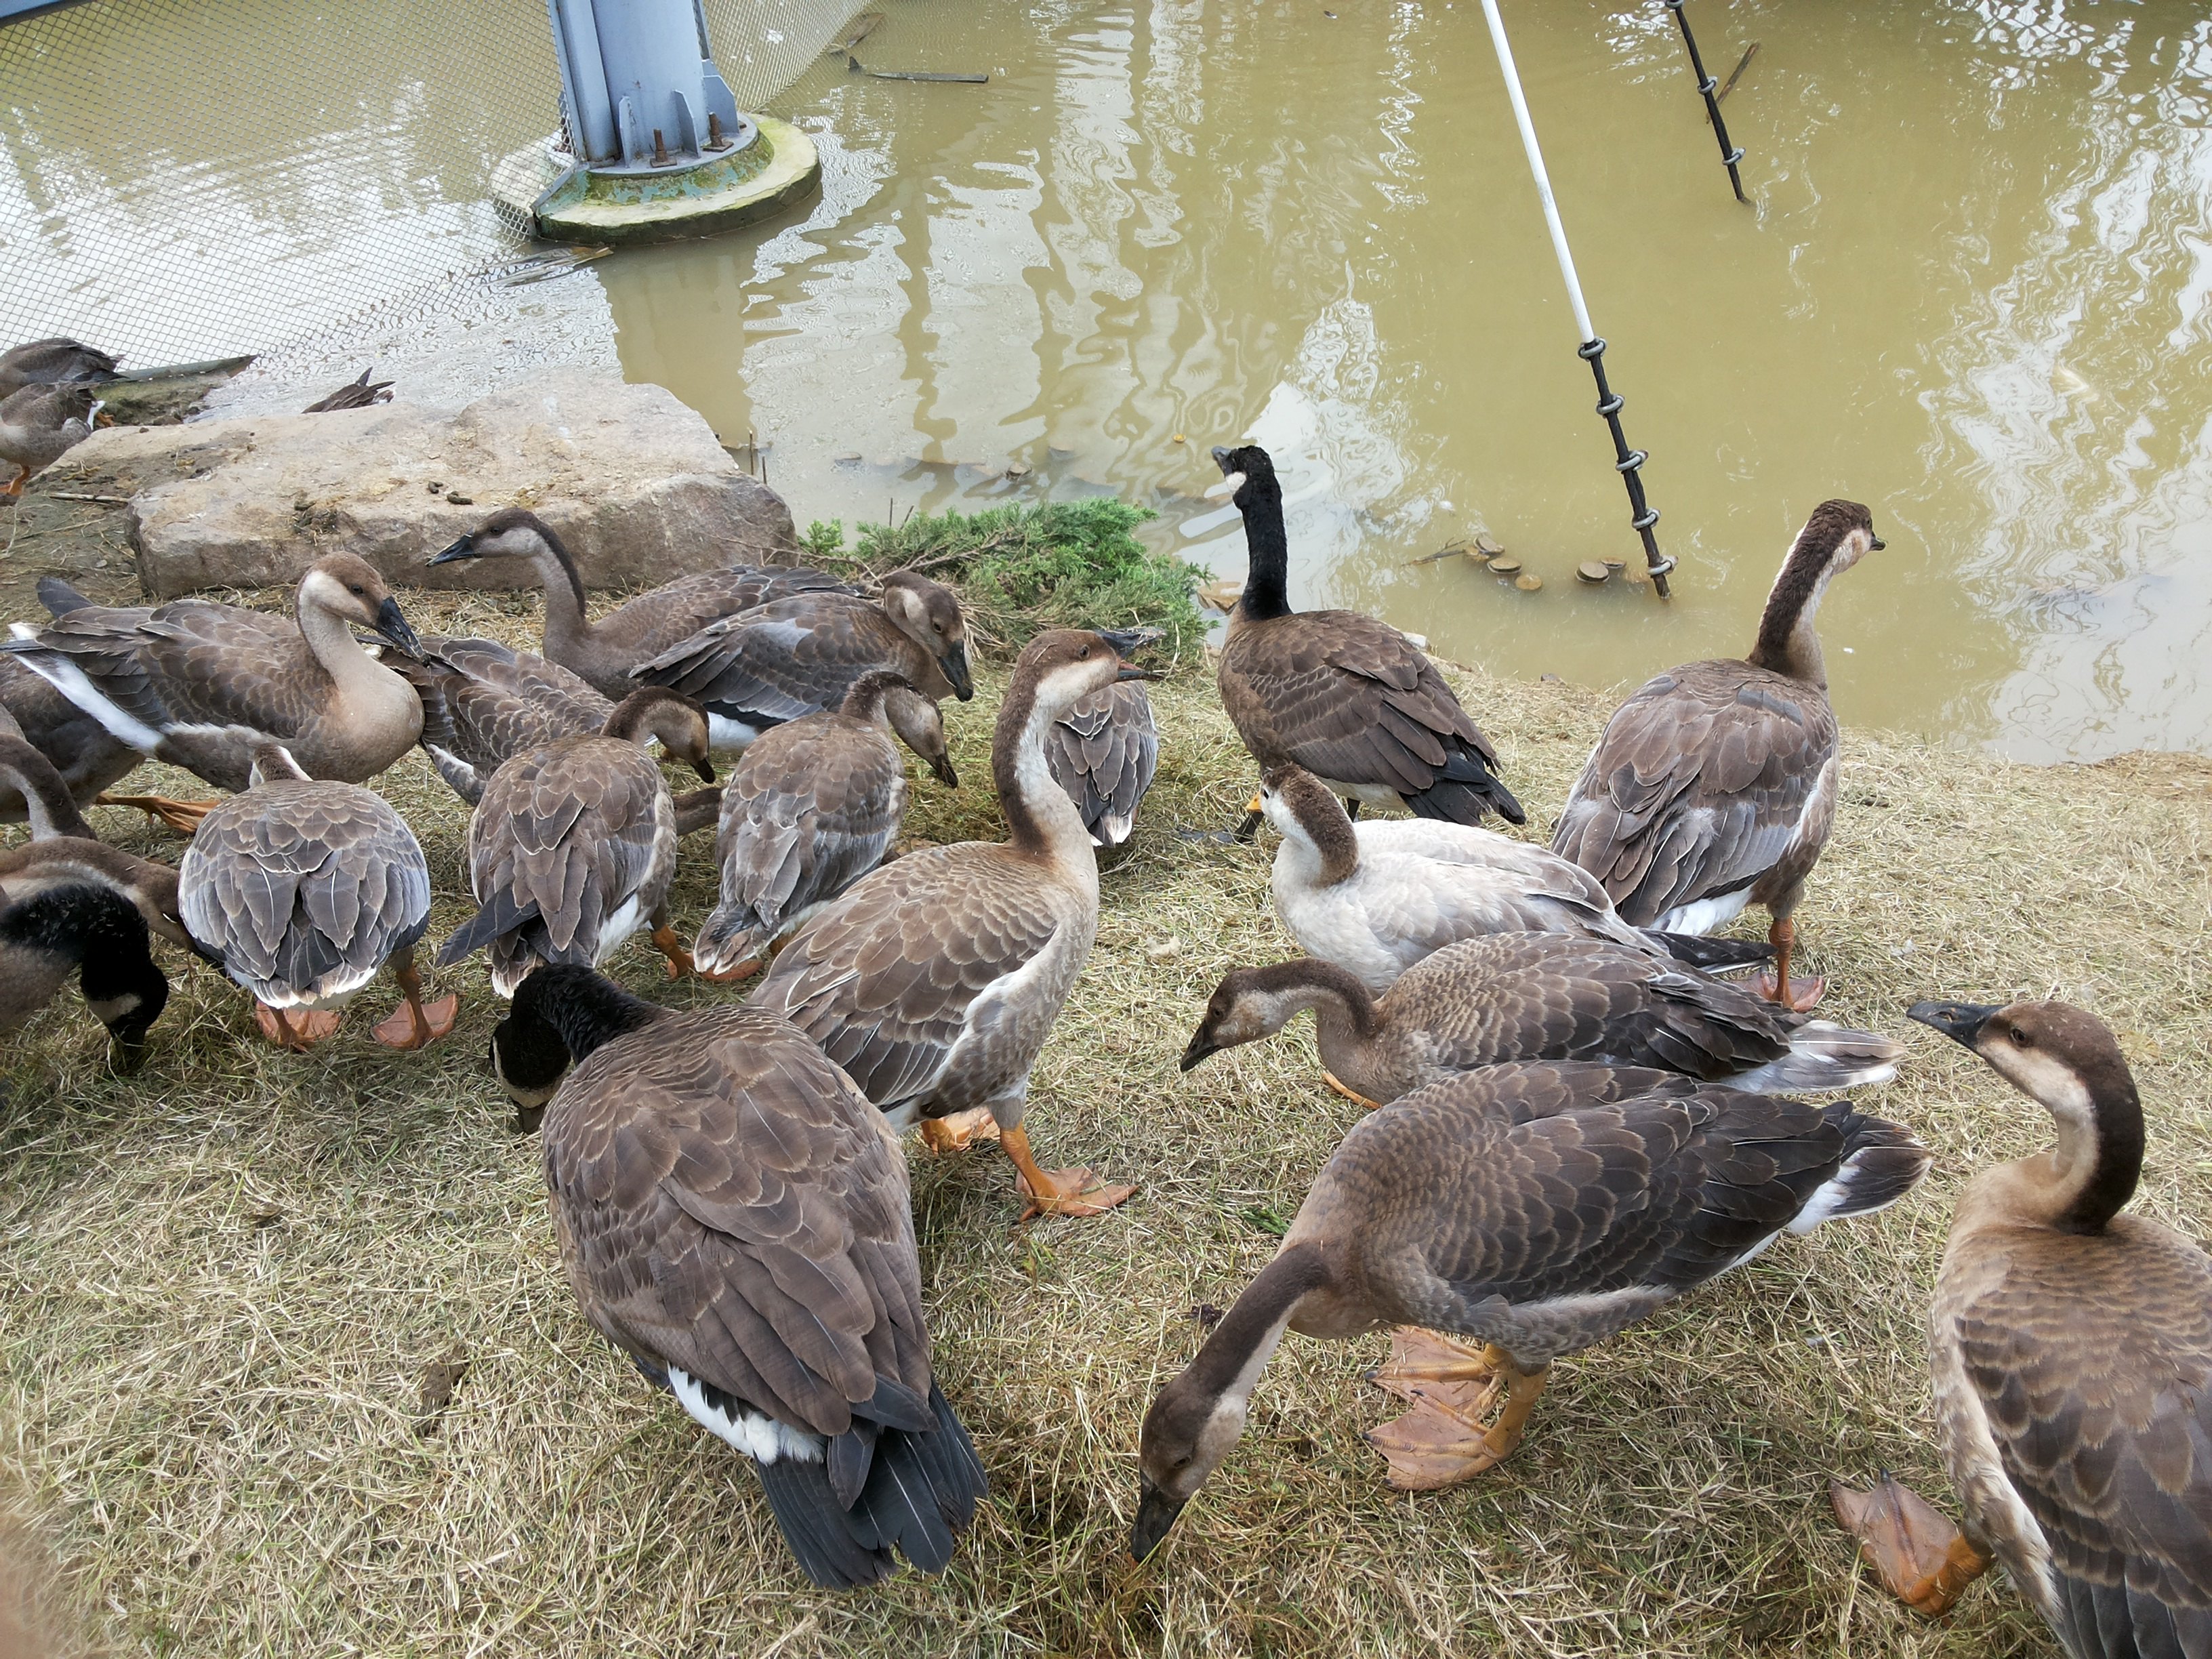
[
  {"xmin": 1552, "ymin": 499, "xmax": 1883, "ymax": 1011},
  {"xmin": 1181, "ymin": 933, "xmax": 1904, "ymax": 1110},
  {"xmin": 1261, "ymin": 764, "xmax": 1770, "ymax": 994},
  {"xmin": 1131, "ymin": 1059, "xmax": 1930, "ymax": 1560},
  {"xmin": 3, "ymin": 552, "xmax": 426, "ymax": 832},
  {"xmin": 180, "ymin": 742, "xmax": 453, "ymax": 1049},
  {"xmin": 426, "ymin": 508, "xmax": 853, "ymax": 703},
  {"xmin": 753, "ymin": 630, "xmax": 1157, "ymax": 1221},
  {"xmin": 692, "ymin": 670, "xmax": 955, "ymax": 981},
  {"xmin": 438, "ymin": 688, "xmax": 715, "ymax": 995},
  {"xmin": 490, "ymin": 964, "xmax": 988, "ymax": 1590}
]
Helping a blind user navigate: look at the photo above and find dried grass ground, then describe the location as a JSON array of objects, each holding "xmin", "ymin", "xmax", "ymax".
[{"xmin": 3, "ymin": 586, "xmax": 2209, "ymax": 1658}]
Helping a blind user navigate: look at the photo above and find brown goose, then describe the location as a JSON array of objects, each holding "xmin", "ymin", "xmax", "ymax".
[
  {"xmin": 0, "ymin": 337, "xmax": 118, "ymax": 399},
  {"xmin": 1131, "ymin": 1061, "xmax": 1929, "ymax": 1559},
  {"xmin": 428, "ymin": 508, "xmax": 851, "ymax": 702},
  {"xmin": 0, "ymin": 880, "xmax": 169, "ymax": 1070},
  {"xmin": 302, "ymin": 368, "xmax": 392, "ymax": 413},
  {"xmin": 4, "ymin": 553, "xmax": 425, "ymax": 831},
  {"xmin": 0, "ymin": 579, "xmax": 141, "ymax": 825},
  {"xmin": 401, "ymin": 634, "xmax": 621, "ymax": 806},
  {"xmin": 754, "ymin": 630, "xmax": 1155, "ymax": 1221},
  {"xmin": 1181, "ymin": 933, "xmax": 1904, "ymax": 1108},
  {"xmin": 179, "ymin": 743, "xmax": 451, "ymax": 1049},
  {"xmin": 1552, "ymin": 499, "xmax": 1883, "ymax": 1011},
  {"xmin": 491, "ymin": 964, "xmax": 989, "ymax": 1589},
  {"xmin": 633, "ymin": 569, "xmax": 975, "ymax": 750},
  {"xmin": 0, "ymin": 733, "xmax": 187, "ymax": 951},
  {"xmin": 693, "ymin": 670, "xmax": 954, "ymax": 981},
  {"xmin": 438, "ymin": 688, "xmax": 712, "ymax": 995},
  {"xmin": 0, "ymin": 384, "xmax": 102, "ymax": 497},
  {"xmin": 1208, "ymin": 444, "xmax": 1521, "ymax": 832},
  {"xmin": 1047, "ymin": 678, "xmax": 1158, "ymax": 849},
  {"xmin": 1261, "ymin": 764, "xmax": 1769, "ymax": 992},
  {"xmin": 1834, "ymin": 1000, "xmax": 2212, "ymax": 1652}
]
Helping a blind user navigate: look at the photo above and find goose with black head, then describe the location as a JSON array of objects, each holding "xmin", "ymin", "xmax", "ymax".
[
  {"xmin": 1833, "ymin": 1000, "xmax": 2212, "ymax": 1655},
  {"xmin": 754, "ymin": 629, "xmax": 1155, "ymax": 1220},
  {"xmin": 1553, "ymin": 499, "xmax": 1885, "ymax": 1011},
  {"xmin": 1208, "ymin": 444, "xmax": 1522, "ymax": 834}
]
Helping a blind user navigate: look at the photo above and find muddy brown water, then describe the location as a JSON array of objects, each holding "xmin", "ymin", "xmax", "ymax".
[{"xmin": 9, "ymin": 0, "xmax": 2212, "ymax": 761}]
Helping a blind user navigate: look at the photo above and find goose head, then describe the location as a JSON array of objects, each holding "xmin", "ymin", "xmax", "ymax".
[
  {"xmin": 1793, "ymin": 498, "xmax": 1884, "ymax": 577},
  {"xmin": 884, "ymin": 682, "xmax": 957, "ymax": 788},
  {"xmin": 1205, "ymin": 443, "xmax": 1282, "ymax": 511},
  {"xmin": 1008, "ymin": 629, "xmax": 1159, "ymax": 731},
  {"xmin": 298, "ymin": 554, "xmax": 419, "ymax": 655},
  {"xmin": 1909, "ymin": 997, "xmax": 2143, "ymax": 1231},
  {"xmin": 1134, "ymin": 1363, "xmax": 1255, "ymax": 1561},
  {"xmin": 491, "ymin": 964, "xmax": 661, "ymax": 1127},
  {"xmin": 1181, "ymin": 960, "xmax": 1355, "ymax": 1071},
  {"xmin": 1258, "ymin": 764, "xmax": 1358, "ymax": 884},
  {"xmin": 430, "ymin": 507, "xmax": 560, "ymax": 570},
  {"xmin": 880, "ymin": 571, "xmax": 973, "ymax": 701},
  {"xmin": 602, "ymin": 688, "xmax": 715, "ymax": 782}
]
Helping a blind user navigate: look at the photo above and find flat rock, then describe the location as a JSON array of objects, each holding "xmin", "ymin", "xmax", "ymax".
[{"xmin": 62, "ymin": 369, "xmax": 798, "ymax": 598}]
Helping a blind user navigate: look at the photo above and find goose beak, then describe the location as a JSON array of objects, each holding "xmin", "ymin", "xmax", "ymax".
[
  {"xmin": 428, "ymin": 533, "xmax": 478, "ymax": 566},
  {"xmin": 1870, "ymin": 536, "xmax": 1887, "ymax": 552},
  {"xmin": 1130, "ymin": 1476, "xmax": 1187, "ymax": 1563},
  {"xmin": 373, "ymin": 596, "xmax": 421, "ymax": 656},
  {"xmin": 939, "ymin": 642, "xmax": 975, "ymax": 701},
  {"xmin": 1907, "ymin": 1000, "xmax": 1999, "ymax": 1049},
  {"xmin": 1179, "ymin": 1030, "xmax": 1221, "ymax": 1072},
  {"xmin": 928, "ymin": 754, "xmax": 959, "ymax": 788},
  {"xmin": 690, "ymin": 756, "xmax": 716, "ymax": 783}
]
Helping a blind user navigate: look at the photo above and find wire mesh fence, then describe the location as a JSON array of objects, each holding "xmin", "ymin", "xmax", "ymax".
[{"xmin": 0, "ymin": 0, "xmax": 858, "ymax": 371}]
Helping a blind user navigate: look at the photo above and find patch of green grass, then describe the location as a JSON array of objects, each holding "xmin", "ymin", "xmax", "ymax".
[{"xmin": 806, "ymin": 499, "xmax": 1206, "ymax": 658}]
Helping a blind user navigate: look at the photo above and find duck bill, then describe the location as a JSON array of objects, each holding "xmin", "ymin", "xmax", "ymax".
[
  {"xmin": 929, "ymin": 754, "xmax": 960, "ymax": 788},
  {"xmin": 690, "ymin": 756, "xmax": 716, "ymax": 783},
  {"xmin": 1178, "ymin": 1031, "xmax": 1220, "ymax": 1073},
  {"xmin": 428, "ymin": 533, "xmax": 480, "ymax": 566},
  {"xmin": 1129, "ymin": 1477, "xmax": 1189, "ymax": 1563},
  {"xmin": 939, "ymin": 643, "xmax": 975, "ymax": 701},
  {"xmin": 1870, "ymin": 537, "xmax": 1887, "ymax": 551},
  {"xmin": 1907, "ymin": 1000, "xmax": 2001, "ymax": 1049},
  {"xmin": 373, "ymin": 596, "xmax": 422, "ymax": 656}
]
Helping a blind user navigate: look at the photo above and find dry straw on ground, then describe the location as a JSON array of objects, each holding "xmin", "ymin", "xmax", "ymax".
[{"xmin": 2, "ymin": 588, "xmax": 2207, "ymax": 1658}]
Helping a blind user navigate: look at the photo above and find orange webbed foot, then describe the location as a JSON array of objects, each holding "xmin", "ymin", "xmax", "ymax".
[
  {"xmin": 370, "ymin": 993, "xmax": 459, "ymax": 1050},
  {"xmin": 918, "ymin": 1106, "xmax": 1002, "ymax": 1154},
  {"xmin": 1831, "ymin": 1474, "xmax": 1992, "ymax": 1617},
  {"xmin": 255, "ymin": 1003, "xmax": 344, "ymax": 1049}
]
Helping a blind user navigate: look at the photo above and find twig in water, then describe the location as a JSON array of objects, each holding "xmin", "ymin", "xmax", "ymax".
[{"xmin": 1716, "ymin": 41, "xmax": 1759, "ymax": 104}]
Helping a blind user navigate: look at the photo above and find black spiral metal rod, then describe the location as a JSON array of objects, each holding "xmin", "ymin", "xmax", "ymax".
[
  {"xmin": 1578, "ymin": 337, "xmax": 1673, "ymax": 597},
  {"xmin": 1665, "ymin": 0, "xmax": 1747, "ymax": 204}
]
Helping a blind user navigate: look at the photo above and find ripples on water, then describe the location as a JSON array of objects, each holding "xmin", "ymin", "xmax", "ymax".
[{"xmin": 10, "ymin": 0, "xmax": 2212, "ymax": 759}]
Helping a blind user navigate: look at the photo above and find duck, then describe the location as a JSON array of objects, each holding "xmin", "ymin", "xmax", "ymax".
[
  {"xmin": 0, "ymin": 733, "xmax": 188, "ymax": 952},
  {"xmin": 1130, "ymin": 1059, "xmax": 1930, "ymax": 1559},
  {"xmin": 1181, "ymin": 933, "xmax": 1904, "ymax": 1110},
  {"xmin": 302, "ymin": 368, "xmax": 392, "ymax": 413},
  {"xmin": 0, "ymin": 579, "xmax": 142, "ymax": 825},
  {"xmin": 0, "ymin": 880, "xmax": 169, "ymax": 1071},
  {"xmin": 1261, "ymin": 762, "xmax": 1773, "ymax": 993},
  {"xmin": 693, "ymin": 670, "xmax": 954, "ymax": 981},
  {"xmin": 0, "ymin": 384, "xmax": 102, "ymax": 498},
  {"xmin": 490, "ymin": 964, "xmax": 989, "ymax": 1589},
  {"xmin": 1552, "ymin": 499, "xmax": 1883, "ymax": 1012},
  {"xmin": 1207, "ymin": 444, "xmax": 1521, "ymax": 834},
  {"xmin": 428, "ymin": 508, "xmax": 853, "ymax": 702},
  {"xmin": 1047, "ymin": 677, "xmax": 1158, "ymax": 849},
  {"xmin": 5, "ymin": 553, "xmax": 426, "ymax": 832},
  {"xmin": 438, "ymin": 688, "xmax": 714, "ymax": 995},
  {"xmin": 1831, "ymin": 999, "xmax": 2212, "ymax": 1652},
  {"xmin": 0, "ymin": 337, "xmax": 119, "ymax": 399},
  {"xmin": 178, "ymin": 742, "xmax": 453, "ymax": 1049},
  {"xmin": 753, "ymin": 630, "xmax": 1154, "ymax": 1221},
  {"xmin": 632, "ymin": 569, "xmax": 976, "ymax": 750}
]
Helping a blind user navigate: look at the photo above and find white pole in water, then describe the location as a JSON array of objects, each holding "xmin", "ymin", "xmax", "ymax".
[{"xmin": 1474, "ymin": 0, "xmax": 1675, "ymax": 594}]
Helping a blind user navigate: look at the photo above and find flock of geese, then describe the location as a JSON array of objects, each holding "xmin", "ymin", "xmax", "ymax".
[{"xmin": 0, "ymin": 337, "xmax": 2205, "ymax": 1655}]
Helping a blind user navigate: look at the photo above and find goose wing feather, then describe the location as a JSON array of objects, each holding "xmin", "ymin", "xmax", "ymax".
[
  {"xmin": 1552, "ymin": 663, "xmax": 1837, "ymax": 926},
  {"xmin": 13, "ymin": 596, "xmax": 312, "ymax": 739},
  {"xmin": 1046, "ymin": 680, "xmax": 1157, "ymax": 845},
  {"xmin": 407, "ymin": 635, "xmax": 613, "ymax": 787},
  {"xmin": 632, "ymin": 595, "xmax": 904, "ymax": 724},
  {"xmin": 0, "ymin": 338, "xmax": 119, "ymax": 392},
  {"xmin": 1939, "ymin": 1225, "xmax": 2212, "ymax": 1654},
  {"xmin": 591, "ymin": 566, "xmax": 854, "ymax": 660},
  {"xmin": 754, "ymin": 846, "xmax": 1063, "ymax": 1111},
  {"xmin": 544, "ymin": 1005, "xmax": 933, "ymax": 1439}
]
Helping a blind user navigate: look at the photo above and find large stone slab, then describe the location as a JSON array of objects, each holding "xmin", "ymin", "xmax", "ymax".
[{"xmin": 60, "ymin": 368, "xmax": 797, "ymax": 598}]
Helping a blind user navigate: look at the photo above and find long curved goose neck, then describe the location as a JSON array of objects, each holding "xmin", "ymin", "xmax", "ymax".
[
  {"xmin": 1746, "ymin": 523, "xmax": 1850, "ymax": 687},
  {"xmin": 838, "ymin": 670, "xmax": 901, "ymax": 726},
  {"xmin": 2030, "ymin": 1052, "xmax": 2144, "ymax": 1235},
  {"xmin": 994, "ymin": 666, "xmax": 1101, "ymax": 867},
  {"xmin": 1274, "ymin": 779, "xmax": 1359, "ymax": 888},
  {"xmin": 523, "ymin": 525, "xmax": 594, "ymax": 663},
  {"xmin": 1250, "ymin": 958, "xmax": 1382, "ymax": 1053},
  {"xmin": 525, "ymin": 968, "xmax": 663, "ymax": 1065},
  {"xmin": 1234, "ymin": 467, "xmax": 1292, "ymax": 624},
  {"xmin": 0, "ymin": 735, "xmax": 94, "ymax": 840},
  {"xmin": 1178, "ymin": 1242, "xmax": 1330, "ymax": 1414},
  {"xmin": 294, "ymin": 576, "xmax": 404, "ymax": 708}
]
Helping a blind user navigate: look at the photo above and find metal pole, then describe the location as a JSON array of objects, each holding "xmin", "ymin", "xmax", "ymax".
[
  {"xmin": 1474, "ymin": 0, "xmax": 1674, "ymax": 596},
  {"xmin": 1664, "ymin": 0, "xmax": 1748, "ymax": 203}
]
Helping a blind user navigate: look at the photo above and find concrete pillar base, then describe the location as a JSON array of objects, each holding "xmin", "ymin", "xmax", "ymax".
[{"xmin": 491, "ymin": 117, "xmax": 820, "ymax": 245}]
